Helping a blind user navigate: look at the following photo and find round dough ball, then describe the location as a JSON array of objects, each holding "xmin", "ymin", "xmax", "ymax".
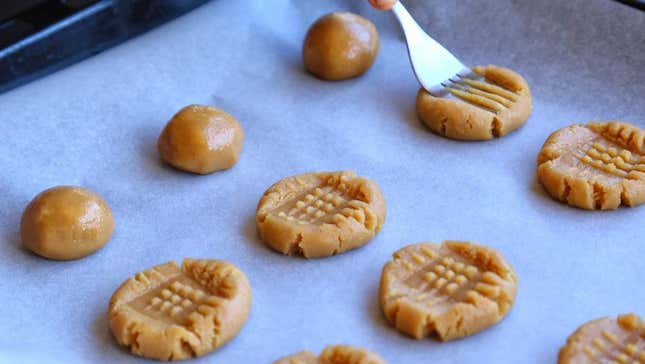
[
  {"xmin": 157, "ymin": 105, "xmax": 244, "ymax": 174},
  {"xmin": 21, "ymin": 186, "xmax": 115, "ymax": 260},
  {"xmin": 303, "ymin": 12, "xmax": 379, "ymax": 81}
]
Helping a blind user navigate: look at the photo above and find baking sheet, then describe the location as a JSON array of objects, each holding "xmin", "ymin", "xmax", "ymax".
[{"xmin": 0, "ymin": 0, "xmax": 643, "ymax": 362}]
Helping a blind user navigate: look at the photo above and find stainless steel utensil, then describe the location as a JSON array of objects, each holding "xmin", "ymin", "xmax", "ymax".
[{"xmin": 391, "ymin": 1, "xmax": 474, "ymax": 96}]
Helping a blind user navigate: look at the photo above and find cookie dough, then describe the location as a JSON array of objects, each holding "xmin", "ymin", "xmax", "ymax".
[
  {"xmin": 416, "ymin": 65, "xmax": 532, "ymax": 140},
  {"xmin": 274, "ymin": 344, "xmax": 386, "ymax": 364},
  {"xmin": 537, "ymin": 121, "xmax": 645, "ymax": 210},
  {"xmin": 157, "ymin": 105, "xmax": 244, "ymax": 175},
  {"xmin": 303, "ymin": 12, "xmax": 379, "ymax": 81},
  {"xmin": 379, "ymin": 241, "xmax": 517, "ymax": 341},
  {"xmin": 558, "ymin": 313, "xmax": 645, "ymax": 364},
  {"xmin": 256, "ymin": 171, "xmax": 386, "ymax": 258},
  {"xmin": 20, "ymin": 186, "xmax": 114, "ymax": 260},
  {"xmin": 109, "ymin": 259, "xmax": 251, "ymax": 361}
]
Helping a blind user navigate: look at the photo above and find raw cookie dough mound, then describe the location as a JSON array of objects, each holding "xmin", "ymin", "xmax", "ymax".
[
  {"xmin": 157, "ymin": 105, "xmax": 244, "ymax": 175},
  {"xmin": 274, "ymin": 344, "xmax": 386, "ymax": 364},
  {"xmin": 537, "ymin": 121, "xmax": 645, "ymax": 210},
  {"xmin": 379, "ymin": 241, "xmax": 517, "ymax": 341},
  {"xmin": 256, "ymin": 171, "xmax": 386, "ymax": 258},
  {"xmin": 303, "ymin": 12, "xmax": 379, "ymax": 80},
  {"xmin": 558, "ymin": 313, "xmax": 645, "ymax": 364},
  {"xmin": 416, "ymin": 65, "xmax": 532, "ymax": 140},
  {"xmin": 109, "ymin": 259, "xmax": 252, "ymax": 361},
  {"xmin": 21, "ymin": 186, "xmax": 114, "ymax": 260}
]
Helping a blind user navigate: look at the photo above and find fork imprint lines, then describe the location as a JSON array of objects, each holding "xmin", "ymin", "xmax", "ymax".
[
  {"xmin": 580, "ymin": 142, "xmax": 645, "ymax": 180},
  {"xmin": 394, "ymin": 249, "xmax": 506, "ymax": 313},
  {"xmin": 143, "ymin": 280, "xmax": 208, "ymax": 320},
  {"xmin": 442, "ymin": 76, "xmax": 519, "ymax": 114},
  {"xmin": 582, "ymin": 330, "xmax": 644, "ymax": 363}
]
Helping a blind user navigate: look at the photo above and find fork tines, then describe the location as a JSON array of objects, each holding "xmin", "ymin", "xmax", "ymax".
[{"xmin": 441, "ymin": 75, "xmax": 519, "ymax": 114}]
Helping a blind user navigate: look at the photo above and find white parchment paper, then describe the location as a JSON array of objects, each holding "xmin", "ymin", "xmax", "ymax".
[{"xmin": 0, "ymin": 0, "xmax": 644, "ymax": 362}]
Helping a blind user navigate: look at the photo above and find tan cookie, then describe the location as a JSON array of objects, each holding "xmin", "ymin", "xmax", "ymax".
[
  {"xmin": 537, "ymin": 121, "xmax": 645, "ymax": 210},
  {"xmin": 303, "ymin": 12, "xmax": 379, "ymax": 81},
  {"xmin": 379, "ymin": 241, "xmax": 517, "ymax": 341},
  {"xmin": 109, "ymin": 259, "xmax": 251, "ymax": 361},
  {"xmin": 558, "ymin": 313, "xmax": 645, "ymax": 364},
  {"xmin": 21, "ymin": 186, "xmax": 114, "ymax": 260},
  {"xmin": 157, "ymin": 105, "xmax": 244, "ymax": 175},
  {"xmin": 256, "ymin": 171, "xmax": 386, "ymax": 258},
  {"xmin": 416, "ymin": 65, "xmax": 532, "ymax": 140},
  {"xmin": 273, "ymin": 344, "xmax": 386, "ymax": 364}
]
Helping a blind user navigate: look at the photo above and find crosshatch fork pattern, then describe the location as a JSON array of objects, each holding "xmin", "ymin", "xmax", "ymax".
[
  {"xmin": 275, "ymin": 174, "xmax": 374, "ymax": 228},
  {"xmin": 125, "ymin": 263, "xmax": 230, "ymax": 328},
  {"xmin": 143, "ymin": 280, "xmax": 208, "ymax": 319},
  {"xmin": 582, "ymin": 329, "xmax": 645, "ymax": 362},
  {"xmin": 571, "ymin": 314, "xmax": 645, "ymax": 364},
  {"xmin": 581, "ymin": 142, "xmax": 645, "ymax": 179},
  {"xmin": 380, "ymin": 242, "xmax": 518, "ymax": 341},
  {"xmin": 393, "ymin": 246, "xmax": 508, "ymax": 311}
]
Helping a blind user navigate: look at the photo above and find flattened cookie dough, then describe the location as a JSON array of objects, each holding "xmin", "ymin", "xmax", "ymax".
[
  {"xmin": 109, "ymin": 259, "xmax": 251, "ymax": 361},
  {"xmin": 157, "ymin": 105, "xmax": 244, "ymax": 175},
  {"xmin": 379, "ymin": 241, "xmax": 517, "ymax": 341},
  {"xmin": 21, "ymin": 186, "xmax": 114, "ymax": 260},
  {"xmin": 274, "ymin": 344, "xmax": 386, "ymax": 364},
  {"xmin": 303, "ymin": 12, "xmax": 379, "ymax": 80},
  {"xmin": 256, "ymin": 171, "xmax": 386, "ymax": 258},
  {"xmin": 537, "ymin": 121, "xmax": 645, "ymax": 210},
  {"xmin": 558, "ymin": 313, "xmax": 645, "ymax": 364},
  {"xmin": 416, "ymin": 65, "xmax": 532, "ymax": 140}
]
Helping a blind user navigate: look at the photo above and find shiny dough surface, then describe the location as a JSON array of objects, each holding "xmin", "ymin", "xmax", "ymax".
[{"xmin": 21, "ymin": 186, "xmax": 115, "ymax": 260}]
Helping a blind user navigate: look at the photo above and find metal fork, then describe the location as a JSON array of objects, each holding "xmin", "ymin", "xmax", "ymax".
[{"xmin": 391, "ymin": 1, "xmax": 475, "ymax": 96}]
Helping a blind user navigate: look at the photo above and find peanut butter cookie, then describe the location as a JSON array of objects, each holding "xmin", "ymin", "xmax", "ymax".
[
  {"xmin": 21, "ymin": 186, "xmax": 114, "ymax": 260},
  {"xmin": 274, "ymin": 344, "xmax": 386, "ymax": 364},
  {"xmin": 109, "ymin": 259, "xmax": 251, "ymax": 361},
  {"xmin": 303, "ymin": 12, "xmax": 379, "ymax": 81},
  {"xmin": 416, "ymin": 65, "xmax": 531, "ymax": 140},
  {"xmin": 380, "ymin": 241, "xmax": 517, "ymax": 341},
  {"xmin": 537, "ymin": 121, "xmax": 645, "ymax": 209},
  {"xmin": 558, "ymin": 313, "xmax": 645, "ymax": 364},
  {"xmin": 256, "ymin": 171, "xmax": 386, "ymax": 258},
  {"xmin": 158, "ymin": 105, "xmax": 243, "ymax": 175}
]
